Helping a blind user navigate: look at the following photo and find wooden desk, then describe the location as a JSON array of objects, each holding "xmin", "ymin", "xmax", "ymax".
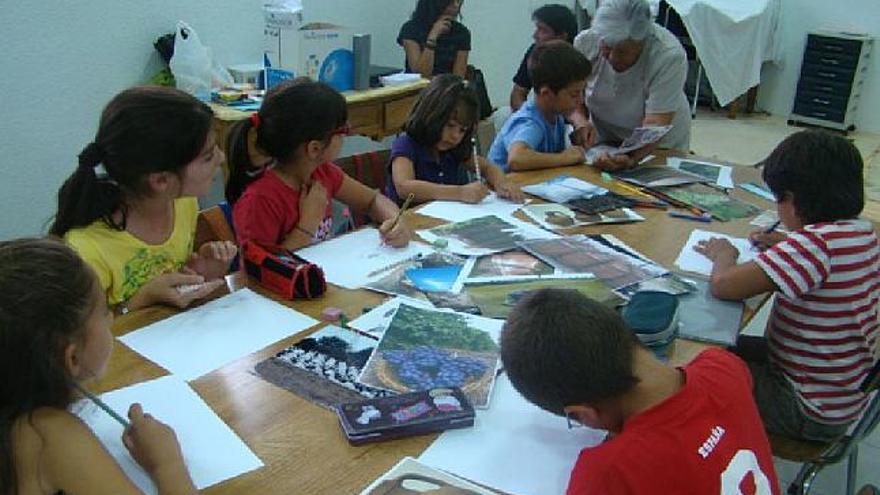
[
  {"xmin": 95, "ymin": 153, "xmax": 772, "ymax": 494},
  {"xmin": 210, "ymin": 79, "xmax": 430, "ymax": 178}
]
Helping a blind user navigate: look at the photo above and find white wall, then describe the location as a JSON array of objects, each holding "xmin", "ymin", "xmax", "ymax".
[
  {"xmin": 757, "ymin": 0, "xmax": 880, "ymax": 132},
  {"xmin": 0, "ymin": 0, "xmax": 541, "ymax": 239}
]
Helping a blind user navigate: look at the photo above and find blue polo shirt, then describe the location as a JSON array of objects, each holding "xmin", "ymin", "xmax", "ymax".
[
  {"xmin": 385, "ymin": 133, "xmax": 469, "ymax": 205},
  {"xmin": 487, "ymin": 100, "xmax": 567, "ymax": 171}
]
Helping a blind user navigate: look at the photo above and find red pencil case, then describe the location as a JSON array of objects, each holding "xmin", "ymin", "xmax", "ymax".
[{"xmin": 242, "ymin": 241, "xmax": 326, "ymax": 300}]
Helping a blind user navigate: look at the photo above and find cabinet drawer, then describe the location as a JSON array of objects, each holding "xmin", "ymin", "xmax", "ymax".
[
  {"xmin": 804, "ymin": 50, "xmax": 860, "ymax": 70},
  {"xmin": 800, "ymin": 62, "xmax": 856, "ymax": 85},
  {"xmin": 793, "ymin": 101, "xmax": 846, "ymax": 123},
  {"xmin": 384, "ymin": 95, "xmax": 419, "ymax": 134},
  {"xmin": 348, "ymin": 103, "xmax": 382, "ymax": 137},
  {"xmin": 797, "ymin": 75, "xmax": 853, "ymax": 96},
  {"xmin": 807, "ymin": 34, "xmax": 863, "ymax": 56},
  {"xmin": 794, "ymin": 90, "xmax": 848, "ymax": 112}
]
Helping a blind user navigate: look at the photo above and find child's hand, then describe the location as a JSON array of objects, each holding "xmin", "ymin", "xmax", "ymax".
[
  {"xmin": 561, "ymin": 145, "xmax": 586, "ymax": 166},
  {"xmin": 749, "ymin": 230, "xmax": 786, "ymax": 251},
  {"xmin": 122, "ymin": 403, "xmax": 187, "ymax": 478},
  {"xmin": 458, "ymin": 182, "xmax": 489, "ymax": 204},
  {"xmin": 495, "ymin": 180, "xmax": 525, "ymax": 203},
  {"xmin": 188, "ymin": 241, "xmax": 238, "ymax": 280},
  {"xmin": 429, "ymin": 16, "xmax": 453, "ymax": 40},
  {"xmin": 299, "ymin": 181, "xmax": 329, "ymax": 229},
  {"xmin": 593, "ymin": 152, "xmax": 634, "ymax": 171},
  {"xmin": 128, "ymin": 272, "xmax": 224, "ymax": 310},
  {"xmin": 571, "ymin": 123, "xmax": 597, "ymax": 147},
  {"xmin": 378, "ymin": 217, "xmax": 411, "ymax": 248},
  {"xmin": 694, "ymin": 237, "xmax": 739, "ymax": 263}
]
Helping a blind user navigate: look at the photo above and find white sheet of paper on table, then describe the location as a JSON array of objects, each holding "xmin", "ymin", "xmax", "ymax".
[
  {"xmin": 76, "ymin": 376, "xmax": 263, "ymax": 494},
  {"xmin": 419, "ymin": 374, "xmax": 606, "ymax": 495},
  {"xmin": 296, "ymin": 228, "xmax": 436, "ymax": 289},
  {"xmin": 119, "ymin": 288, "xmax": 318, "ymax": 380},
  {"xmin": 674, "ymin": 229, "xmax": 758, "ymax": 276},
  {"xmin": 416, "ymin": 192, "xmax": 526, "ymax": 223}
]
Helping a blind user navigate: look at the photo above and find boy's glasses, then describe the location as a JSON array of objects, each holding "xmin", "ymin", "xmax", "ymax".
[{"xmin": 566, "ymin": 411, "xmax": 585, "ymax": 430}]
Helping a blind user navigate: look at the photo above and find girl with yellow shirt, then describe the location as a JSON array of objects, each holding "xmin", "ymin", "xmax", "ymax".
[{"xmin": 50, "ymin": 87, "xmax": 237, "ymax": 313}]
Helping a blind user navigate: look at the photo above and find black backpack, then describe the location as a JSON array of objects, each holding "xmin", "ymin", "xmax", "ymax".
[{"xmin": 466, "ymin": 65, "xmax": 494, "ymax": 121}]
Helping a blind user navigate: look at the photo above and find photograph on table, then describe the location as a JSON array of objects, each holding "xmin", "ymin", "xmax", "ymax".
[
  {"xmin": 366, "ymin": 252, "xmax": 469, "ymax": 302},
  {"xmin": 466, "ymin": 250, "xmax": 554, "ymax": 280},
  {"xmin": 521, "ymin": 175, "xmax": 607, "ymax": 203},
  {"xmin": 616, "ymin": 272, "xmax": 697, "ymax": 299},
  {"xmin": 659, "ymin": 183, "xmax": 761, "ymax": 221},
  {"xmin": 668, "ymin": 157, "xmax": 734, "ymax": 189},
  {"xmin": 614, "ymin": 165, "xmax": 705, "ymax": 188},
  {"xmin": 522, "ymin": 203, "xmax": 643, "ymax": 231},
  {"xmin": 255, "ymin": 325, "xmax": 390, "ymax": 409},
  {"xmin": 358, "ymin": 304, "xmax": 502, "ymax": 409},
  {"xmin": 464, "ymin": 276, "xmax": 625, "ymax": 319},
  {"xmin": 419, "ymin": 215, "xmax": 555, "ymax": 256},
  {"xmin": 518, "ymin": 236, "xmax": 666, "ymax": 289}
]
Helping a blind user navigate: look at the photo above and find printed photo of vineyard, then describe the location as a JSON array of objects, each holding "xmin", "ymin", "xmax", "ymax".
[{"xmin": 358, "ymin": 304, "xmax": 500, "ymax": 408}]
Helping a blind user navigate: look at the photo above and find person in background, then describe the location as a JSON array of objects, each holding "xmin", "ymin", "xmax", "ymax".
[
  {"xmin": 50, "ymin": 86, "xmax": 236, "ymax": 314},
  {"xmin": 231, "ymin": 80, "xmax": 411, "ymax": 251},
  {"xmin": 695, "ymin": 130, "xmax": 879, "ymax": 443},
  {"xmin": 488, "ymin": 41, "xmax": 590, "ymax": 172},
  {"xmin": 387, "ymin": 74, "xmax": 523, "ymax": 206},
  {"xmin": 510, "ymin": 4, "xmax": 579, "ymax": 111},
  {"xmin": 570, "ymin": 0, "xmax": 691, "ymax": 171},
  {"xmin": 0, "ymin": 237, "xmax": 197, "ymax": 495},
  {"xmin": 398, "ymin": 0, "xmax": 470, "ymax": 78},
  {"xmin": 501, "ymin": 288, "xmax": 780, "ymax": 494}
]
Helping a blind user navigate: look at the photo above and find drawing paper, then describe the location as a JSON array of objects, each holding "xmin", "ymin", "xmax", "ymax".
[
  {"xmin": 674, "ymin": 229, "xmax": 758, "ymax": 276},
  {"xmin": 416, "ymin": 192, "xmax": 525, "ymax": 223}
]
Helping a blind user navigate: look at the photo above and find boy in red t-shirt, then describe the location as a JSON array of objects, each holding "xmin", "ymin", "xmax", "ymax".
[{"xmin": 500, "ymin": 289, "xmax": 780, "ymax": 494}]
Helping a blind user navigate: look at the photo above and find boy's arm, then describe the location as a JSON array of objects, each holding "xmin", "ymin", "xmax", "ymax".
[
  {"xmin": 477, "ymin": 156, "xmax": 524, "ymax": 202},
  {"xmin": 695, "ymin": 238, "xmax": 777, "ymax": 300},
  {"xmin": 508, "ymin": 141, "xmax": 585, "ymax": 171}
]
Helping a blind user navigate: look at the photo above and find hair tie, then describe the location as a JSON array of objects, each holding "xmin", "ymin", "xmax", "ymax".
[{"xmin": 249, "ymin": 113, "xmax": 261, "ymax": 128}]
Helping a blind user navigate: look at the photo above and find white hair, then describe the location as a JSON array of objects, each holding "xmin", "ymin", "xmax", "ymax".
[{"xmin": 592, "ymin": 0, "xmax": 653, "ymax": 46}]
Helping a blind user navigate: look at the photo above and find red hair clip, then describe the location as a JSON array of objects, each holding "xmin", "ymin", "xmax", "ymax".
[{"xmin": 249, "ymin": 113, "xmax": 261, "ymax": 128}]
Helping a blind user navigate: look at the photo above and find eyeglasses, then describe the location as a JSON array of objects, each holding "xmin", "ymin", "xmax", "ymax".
[
  {"xmin": 328, "ymin": 123, "xmax": 351, "ymax": 139},
  {"xmin": 566, "ymin": 411, "xmax": 585, "ymax": 430}
]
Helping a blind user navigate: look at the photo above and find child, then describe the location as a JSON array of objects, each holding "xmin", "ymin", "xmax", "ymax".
[
  {"xmin": 510, "ymin": 4, "xmax": 578, "ymax": 111},
  {"xmin": 695, "ymin": 130, "xmax": 879, "ymax": 442},
  {"xmin": 0, "ymin": 237, "xmax": 196, "ymax": 495},
  {"xmin": 488, "ymin": 40, "xmax": 591, "ymax": 172},
  {"xmin": 398, "ymin": 0, "xmax": 470, "ymax": 78},
  {"xmin": 501, "ymin": 288, "xmax": 780, "ymax": 494},
  {"xmin": 387, "ymin": 74, "xmax": 523, "ymax": 206},
  {"xmin": 230, "ymin": 80, "xmax": 411, "ymax": 250},
  {"xmin": 50, "ymin": 87, "xmax": 237, "ymax": 314}
]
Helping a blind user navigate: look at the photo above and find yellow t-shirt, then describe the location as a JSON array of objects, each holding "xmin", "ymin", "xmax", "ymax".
[{"xmin": 64, "ymin": 197, "xmax": 199, "ymax": 305}]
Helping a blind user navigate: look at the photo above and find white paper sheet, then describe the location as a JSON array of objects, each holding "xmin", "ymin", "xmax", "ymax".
[
  {"xmin": 76, "ymin": 376, "xmax": 263, "ymax": 493},
  {"xmin": 419, "ymin": 375, "xmax": 606, "ymax": 495},
  {"xmin": 119, "ymin": 289, "xmax": 318, "ymax": 380},
  {"xmin": 416, "ymin": 193, "xmax": 526, "ymax": 223},
  {"xmin": 674, "ymin": 229, "xmax": 758, "ymax": 276},
  {"xmin": 295, "ymin": 228, "xmax": 435, "ymax": 289}
]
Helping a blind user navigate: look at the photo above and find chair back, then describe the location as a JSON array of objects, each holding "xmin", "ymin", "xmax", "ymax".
[
  {"xmin": 819, "ymin": 359, "xmax": 880, "ymax": 464},
  {"xmin": 336, "ymin": 150, "xmax": 391, "ymax": 227}
]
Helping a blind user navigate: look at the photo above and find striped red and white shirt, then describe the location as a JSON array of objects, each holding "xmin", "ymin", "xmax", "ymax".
[{"xmin": 756, "ymin": 220, "xmax": 879, "ymax": 424}]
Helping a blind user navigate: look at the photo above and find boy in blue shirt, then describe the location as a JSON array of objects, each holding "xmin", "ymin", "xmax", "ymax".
[{"xmin": 488, "ymin": 40, "xmax": 591, "ymax": 171}]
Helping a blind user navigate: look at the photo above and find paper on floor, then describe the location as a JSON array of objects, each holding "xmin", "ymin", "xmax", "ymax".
[
  {"xmin": 76, "ymin": 375, "xmax": 262, "ymax": 494},
  {"xmin": 119, "ymin": 288, "xmax": 318, "ymax": 380},
  {"xmin": 674, "ymin": 229, "xmax": 758, "ymax": 276}
]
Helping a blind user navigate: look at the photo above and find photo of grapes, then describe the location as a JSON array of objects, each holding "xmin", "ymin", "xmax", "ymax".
[{"xmin": 358, "ymin": 304, "xmax": 501, "ymax": 409}]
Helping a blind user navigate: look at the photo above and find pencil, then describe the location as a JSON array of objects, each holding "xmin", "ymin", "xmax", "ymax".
[
  {"xmin": 613, "ymin": 180, "xmax": 652, "ymax": 198},
  {"xmin": 390, "ymin": 193, "xmax": 415, "ymax": 232},
  {"xmin": 764, "ymin": 220, "xmax": 781, "ymax": 234},
  {"xmin": 472, "ymin": 138, "xmax": 482, "ymax": 183},
  {"xmin": 74, "ymin": 382, "xmax": 130, "ymax": 428}
]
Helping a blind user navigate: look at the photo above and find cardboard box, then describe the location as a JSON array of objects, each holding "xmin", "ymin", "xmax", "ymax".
[{"xmin": 264, "ymin": 12, "xmax": 354, "ymax": 91}]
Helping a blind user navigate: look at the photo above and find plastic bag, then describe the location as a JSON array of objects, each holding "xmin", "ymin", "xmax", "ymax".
[{"xmin": 169, "ymin": 21, "xmax": 232, "ymax": 99}]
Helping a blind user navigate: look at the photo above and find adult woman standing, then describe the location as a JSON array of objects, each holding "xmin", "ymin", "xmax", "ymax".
[
  {"xmin": 398, "ymin": 0, "xmax": 470, "ymax": 78},
  {"xmin": 571, "ymin": 0, "xmax": 691, "ymax": 171}
]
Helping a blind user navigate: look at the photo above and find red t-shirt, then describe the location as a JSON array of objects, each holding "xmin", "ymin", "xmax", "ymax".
[
  {"xmin": 566, "ymin": 349, "xmax": 780, "ymax": 495},
  {"xmin": 232, "ymin": 163, "xmax": 345, "ymax": 246}
]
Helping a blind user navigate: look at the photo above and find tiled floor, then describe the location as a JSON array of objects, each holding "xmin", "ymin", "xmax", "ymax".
[{"xmin": 692, "ymin": 109, "xmax": 880, "ymax": 495}]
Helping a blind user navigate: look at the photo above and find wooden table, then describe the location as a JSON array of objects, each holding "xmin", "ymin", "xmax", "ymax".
[
  {"xmin": 210, "ymin": 79, "xmax": 430, "ymax": 180},
  {"xmin": 95, "ymin": 153, "xmax": 773, "ymax": 494}
]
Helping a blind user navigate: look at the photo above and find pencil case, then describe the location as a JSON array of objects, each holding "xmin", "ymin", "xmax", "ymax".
[
  {"xmin": 336, "ymin": 387, "xmax": 475, "ymax": 445},
  {"xmin": 242, "ymin": 241, "xmax": 326, "ymax": 300},
  {"xmin": 621, "ymin": 290, "xmax": 680, "ymax": 353}
]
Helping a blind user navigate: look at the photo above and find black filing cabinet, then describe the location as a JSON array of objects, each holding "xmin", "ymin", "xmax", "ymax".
[{"xmin": 789, "ymin": 32, "xmax": 873, "ymax": 132}]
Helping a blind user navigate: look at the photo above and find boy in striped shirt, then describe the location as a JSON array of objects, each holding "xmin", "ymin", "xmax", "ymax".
[{"xmin": 695, "ymin": 130, "xmax": 879, "ymax": 442}]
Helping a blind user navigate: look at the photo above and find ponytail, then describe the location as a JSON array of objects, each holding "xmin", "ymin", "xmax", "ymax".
[
  {"xmin": 48, "ymin": 86, "xmax": 213, "ymax": 237},
  {"xmin": 224, "ymin": 117, "xmax": 257, "ymax": 206},
  {"xmin": 50, "ymin": 143, "xmax": 124, "ymax": 236}
]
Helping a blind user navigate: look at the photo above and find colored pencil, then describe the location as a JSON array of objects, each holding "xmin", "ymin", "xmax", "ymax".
[
  {"xmin": 74, "ymin": 382, "xmax": 130, "ymax": 428},
  {"xmin": 764, "ymin": 220, "xmax": 781, "ymax": 234}
]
